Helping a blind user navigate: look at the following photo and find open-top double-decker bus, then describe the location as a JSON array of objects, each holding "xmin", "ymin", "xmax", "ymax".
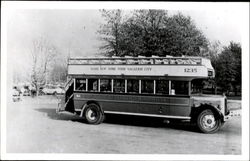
[{"xmin": 57, "ymin": 55, "xmax": 231, "ymax": 133}]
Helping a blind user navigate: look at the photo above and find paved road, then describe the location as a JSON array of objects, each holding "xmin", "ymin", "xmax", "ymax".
[{"xmin": 6, "ymin": 96, "xmax": 241, "ymax": 154}]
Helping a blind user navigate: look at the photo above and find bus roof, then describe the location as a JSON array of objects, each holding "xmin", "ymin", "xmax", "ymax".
[{"xmin": 67, "ymin": 56, "xmax": 214, "ymax": 79}]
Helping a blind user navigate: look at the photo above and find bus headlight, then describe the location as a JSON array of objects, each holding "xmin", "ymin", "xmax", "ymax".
[{"xmin": 208, "ymin": 70, "xmax": 213, "ymax": 77}]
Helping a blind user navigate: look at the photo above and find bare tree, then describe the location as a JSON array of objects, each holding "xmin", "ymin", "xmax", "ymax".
[
  {"xmin": 98, "ymin": 9, "xmax": 125, "ymax": 56},
  {"xmin": 30, "ymin": 37, "xmax": 57, "ymax": 96},
  {"xmin": 49, "ymin": 55, "xmax": 68, "ymax": 84}
]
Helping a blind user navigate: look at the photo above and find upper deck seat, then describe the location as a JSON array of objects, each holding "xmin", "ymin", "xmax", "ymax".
[
  {"xmin": 103, "ymin": 59, "xmax": 112, "ymax": 64},
  {"xmin": 165, "ymin": 55, "xmax": 174, "ymax": 64},
  {"xmin": 176, "ymin": 59, "xmax": 186, "ymax": 64},
  {"xmin": 112, "ymin": 56, "xmax": 126, "ymax": 64},
  {"xmin": 190, "ymin": 58, "xmax": 201, "ymax": 65},
  {"xmin": 152, "ymin": 55, "xmax": 163, "ymax": 64},
  {"xmin": 138, "ymin": 55, "xmax": 153, "ymax": 64},
  {"xmin": 125, "ymin": 56, "xmax": 139, "ymax": 64},
  {"xmin": 89, "ymin": 59, "xmax": 100, "ymax": 64}
]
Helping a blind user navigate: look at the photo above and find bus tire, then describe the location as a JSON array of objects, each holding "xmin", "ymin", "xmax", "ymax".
[
  {"xmin": 84, "ymin": 103, "xmax": 104, "ymax": 125},
  {"xmin": 197, "ymin": 109, "xmax": 221, "ymax": 134}
]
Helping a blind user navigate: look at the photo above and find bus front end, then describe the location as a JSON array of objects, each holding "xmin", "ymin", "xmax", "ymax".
[{"xmin": 190, "ymin": 94, "xmax": 231, "ymax": 133}]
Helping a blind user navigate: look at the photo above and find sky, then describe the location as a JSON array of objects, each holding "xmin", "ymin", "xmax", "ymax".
[
  {"xmin": 181, "ymin": 10, "xmax": 242, "ymax": 45},
  {"xmin": 3, "ymin": 2, "xmax": 248, "ymax": 81},
  {"xmin": 7, "ymin": 6, "xmax": 244, "ymax": 58}
]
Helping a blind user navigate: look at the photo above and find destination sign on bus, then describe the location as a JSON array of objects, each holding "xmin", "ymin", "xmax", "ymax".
[
  {"xmin": 68, "ymin": 65, "xmax": 208, "ymax": 78},
  {"xmin": 90, "ymin": 67, "xmax": 152, "ymax": 71}
]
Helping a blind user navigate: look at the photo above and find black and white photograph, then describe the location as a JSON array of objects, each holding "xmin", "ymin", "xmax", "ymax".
[{"xmin": 1, "ymin": 1, "xmax": 249, "ymax": 160}]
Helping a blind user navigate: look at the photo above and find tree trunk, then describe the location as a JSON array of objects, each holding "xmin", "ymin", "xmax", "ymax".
[{"xmin": 36, "ymin": 87, "xmax": 39, "ymax": 96}]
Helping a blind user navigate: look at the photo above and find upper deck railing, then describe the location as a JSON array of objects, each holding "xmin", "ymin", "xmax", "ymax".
[
  {"xmin": 67, "ymin": 55, "xmax": 214, "ymax": 78},
  {"xmin": 68, "ymin": 55, "xmax": 203, "ymax": 66}
]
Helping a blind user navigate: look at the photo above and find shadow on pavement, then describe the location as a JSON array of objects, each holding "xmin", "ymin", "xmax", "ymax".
[
  {"xmin": 35, "ymin": 108, "xmax": 86, "ymax": 123},
  {"xmin": 35, "ymin": 108, "xmax": 199, "ymax": 133},
  {"xmin": 104, "ymin": 114, "xmax": 199, "ymax": 133}
]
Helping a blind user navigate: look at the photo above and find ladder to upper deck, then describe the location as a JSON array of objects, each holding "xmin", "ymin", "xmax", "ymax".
[{"xmin": 57, "ymin": 78, "xmax": 75, "ymax": 113}]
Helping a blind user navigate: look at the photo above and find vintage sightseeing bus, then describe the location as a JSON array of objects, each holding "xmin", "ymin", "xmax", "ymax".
[{"xmin": 57, "ymin": 55, "xmax": 231, "ymax": 133}]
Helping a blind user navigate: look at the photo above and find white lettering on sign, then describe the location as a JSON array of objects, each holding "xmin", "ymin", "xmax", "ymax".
[
  {"xmin": 184, "ymin": 68, "xmax": 197, "ymax": 73},
  {"xmin": 90, "ymin": 67, "xmax": 152, "ymax": 72}
]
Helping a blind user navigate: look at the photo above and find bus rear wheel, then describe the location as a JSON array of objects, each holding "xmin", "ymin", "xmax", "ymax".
[
  {"xmin": 197, "ymin": 109, "xmax": 221, "ymax": 134},
  {"xmin": 84, "ymin": 104, "xmax": 104, "ymax": 125}
]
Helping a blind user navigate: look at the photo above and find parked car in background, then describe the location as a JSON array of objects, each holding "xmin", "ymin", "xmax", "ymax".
[
  {"xmin": 21, "ymin": 85, "xmax": 31, "ymax": 96},
  {"xmin": 38, "ymin": 86, "xmax": 45, "ymax": 95},
  {"xmin": 30, "ymin": 86, "xmax": 37, "ymax": 97},
  {"xmin": 22, "ymin": 88, "xmax": 30, "ymax": 96},
  {"xmin": 42, "ymin": 85, "xmax": 65, "ymax": 95},
  {"xmin": 12, "ymin": 87, "xmax": 21, "ymax": 102}
]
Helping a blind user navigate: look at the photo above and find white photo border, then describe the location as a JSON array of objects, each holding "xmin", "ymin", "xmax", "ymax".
[{"xmin": 1, "ymin": 1, "xmax": 249, "ymax": 160}]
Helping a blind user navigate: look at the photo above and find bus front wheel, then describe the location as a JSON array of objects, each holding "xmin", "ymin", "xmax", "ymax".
[
  {"xmin": 197, "ymin": 109, "xmax": 221, "ymax": 134},
  {"xmin": 84, "ymin": 104, "xmax": 104, "ymax": 125}
]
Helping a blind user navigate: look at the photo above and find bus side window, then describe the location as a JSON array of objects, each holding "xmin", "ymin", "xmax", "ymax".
[
  {"xmin": 141, "ymin": 80, "xmax": 154, "ymax": 94},
  {"xmin": 156, "ymin": 80, "xmax": 169, "ymax": 95},
  {"xmin": 113, "ymin": 79, "xmax": 125, "ymax": 93},
  {"xmin": 88, "ymin": 79, "xmax": 99, "ymax": 92},
  {"xmin": 100, "ymin": 79, "xmax": 112, "ymax": 92},
  {"xmin": 171, "ymin": 81, "xmax": 188, "ymax": 95},
  {"xmin": 127, "ymin": 79, "xmax": 139, "ymax": 93},
  {"xmin": 75, "ymin": 78, "xmax": 86, "ymax": 91}
]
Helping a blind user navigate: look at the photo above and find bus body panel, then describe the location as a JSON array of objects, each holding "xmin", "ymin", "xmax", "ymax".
[
  {"xmin": 169, "ymin": 97, "xmax": 191, "ymax": 116},
  {"xmin": 73, "ymin": 92, "xmax": 192, "ymax": 117}
]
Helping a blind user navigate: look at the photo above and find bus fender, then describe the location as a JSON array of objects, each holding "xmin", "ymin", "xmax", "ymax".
[
  {"xmin": 80, "ymin": 101, "xmax": 104, "ymax": 117},
  {"xmin": 80, "ymin": 104, "xmax": 87, "ymax": 117},
  {"xmin": 190, "ymin": 104, "xmax": 223, "ymax": 122}
]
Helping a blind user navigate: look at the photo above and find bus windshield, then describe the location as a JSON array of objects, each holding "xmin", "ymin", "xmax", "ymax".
[{"xmin": 191, "ymin": 79, "xmax": 207, "ymax": 95}]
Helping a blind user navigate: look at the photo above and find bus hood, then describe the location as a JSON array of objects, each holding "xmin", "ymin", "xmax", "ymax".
[
  {"xmin": 190, "ymin": 94, "xmax": 226, "ymax": 109},
  {"xmin": 191, "ymin": 94, "xmax": 225, "ymax": 99}
]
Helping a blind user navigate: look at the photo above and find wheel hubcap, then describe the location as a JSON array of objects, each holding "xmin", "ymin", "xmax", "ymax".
[
  {"xmin": 201, "ymin": 114, "xmax": 216, "ymax": 129},
  {"xmin": 87, "ymin": 109, "xmax": 97, "ymax": 121}
]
